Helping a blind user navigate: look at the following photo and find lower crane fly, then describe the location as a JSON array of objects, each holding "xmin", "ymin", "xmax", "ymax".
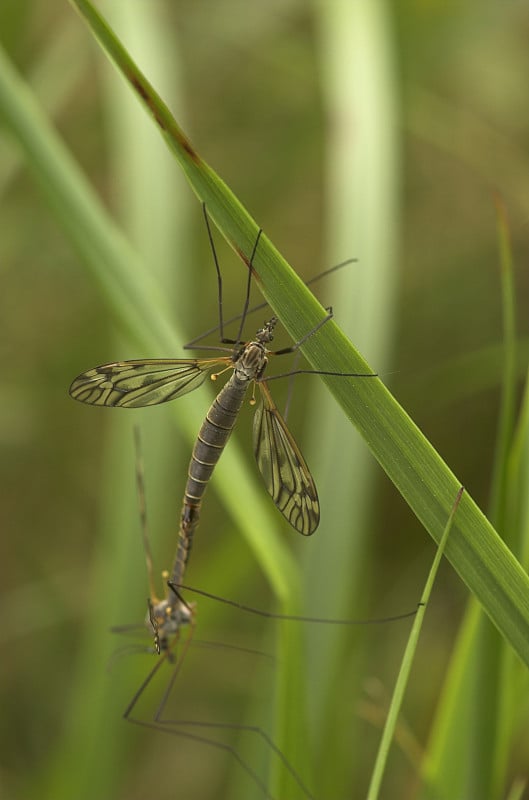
[
  {"xmin": 119, "ymin": 427, "xmax": 317, "ymax": 800},
  {"xmin": 70, "ymin": 206, "xmax": 375, "ymax": 559},
  {"xmin": 120, "ymin": 429, "xmax": 418, "ymax": 800}
]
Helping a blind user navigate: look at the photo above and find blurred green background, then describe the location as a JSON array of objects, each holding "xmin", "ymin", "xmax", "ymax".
[{"xmin": 1, "ymin": 1, "xmax": 529, "ymax": 799}]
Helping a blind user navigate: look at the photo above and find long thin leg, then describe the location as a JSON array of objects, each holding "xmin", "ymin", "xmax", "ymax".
[
  {"xmin": 235, "ymin": 228, "xmax": 263, "ymax": 346},
  {"xmin": 184, "ymin": 258, "xmax": 357, "ymax": 348},
  {"xmin": 153, "ymin": 619, "xmax": 314, "ymax": 798},
  {"xmin": 154, "ymin": 718, "xmax": 314, "ymax": 800},
  {"xmin": 127, "ymin": 715, "xmax": 276, "ymax": 798},
  {"xmin": 122, "ymin": 618, "xmax": 315, "ymax": 799},
  {"xmin": 263, "ymin": 367, "xmax": 377, "ymax": 382},
  {"xmin": 185, "ymin": 213, "xmax": 263, "ymax": 351},
  {"xmin": 202, "ymin": 202, "xmax": 226, "ymax": 342},
  {"xmin": 272, "ymin": 308, "xmax": 334, "ymax": 356},
  {"xmin": 283, "ymin": 348, "xmax": 302, "ymax": 422},
  {"xmin": 123, "ymin": 631, "xmax": 274, "ymax": 800},
  {"xmin": 263, "ymin": 307, "xmax": 376, "ymax": 380},
  {"xmin": 173, "ymin": 583, "xmax": 419, "ymax": 625}
]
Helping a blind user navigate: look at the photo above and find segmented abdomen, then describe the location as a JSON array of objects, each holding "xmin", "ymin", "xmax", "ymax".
[{"xmin": 170, "ymin": 374, "xmax": 248, "ymax": 585}]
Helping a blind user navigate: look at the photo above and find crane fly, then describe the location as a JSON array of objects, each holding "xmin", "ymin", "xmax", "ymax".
[
  {"xmin": 118, "ymin": 426, "xmax": 318, "ymax": 800},
  {"xmin": 117, "ymin": 428, "xmax": 417, "ymax": 800},
  {"xmin": 70, "ymin": 204, "xmax": 376, "ymax": 564},
  {"xmin": 70, "ymin": 316, "xmax": 325, "ymax": 547}
]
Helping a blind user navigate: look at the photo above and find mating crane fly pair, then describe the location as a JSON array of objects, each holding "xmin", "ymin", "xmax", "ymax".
[
  {"xmin": 69, "ymin": 209, "xmax": 384, "ymax": 800},
  {"xmin": 70, "ymin": 206, "xmax": 375, "ymax": 546}
]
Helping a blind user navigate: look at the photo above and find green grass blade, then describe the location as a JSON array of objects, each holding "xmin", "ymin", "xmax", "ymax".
[
  {"xmin": 63, "ymin": 0, "xmax": 529, "ymax": 671},
  {"xmin": 421, "ymin": 197, "xmax": 522, "ymax": 800},
  {"xmin": 420, "ymin": 601, "xmax": 483, "ymax": 799},
  {"xmin": 454, "ymin": 196, "xmax": 520, "ymax": 800},
  {"xmin": 368, "ymin": 487, "xmax": 464, "ymax": 800}
]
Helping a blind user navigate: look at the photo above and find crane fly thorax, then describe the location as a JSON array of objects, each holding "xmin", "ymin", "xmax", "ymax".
[
  {"xmin": 232, "ymin": 318, "xmax": 276, "ymax": 382},
  {"xmin": 234, "ymin": 341, "xmax": 268, "ymax": 382}
]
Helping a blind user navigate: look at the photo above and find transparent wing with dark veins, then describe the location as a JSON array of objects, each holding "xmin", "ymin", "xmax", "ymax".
[
  {"xmin": 69, "ymin": 358, "xmax": 229, "ymax": 408},
  {"xmin": 253, "ymin": 382, "xmax": 319, "ymax": 535}
]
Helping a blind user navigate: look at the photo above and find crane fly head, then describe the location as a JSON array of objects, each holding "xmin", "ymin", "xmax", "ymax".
[{"xmin": 255, "ymin": 317, "xmax": 277, "ymax": 345}]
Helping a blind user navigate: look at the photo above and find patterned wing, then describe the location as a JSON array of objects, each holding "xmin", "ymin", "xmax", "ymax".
[
  {"xmin": 69, "ymin": 358, "xmax": 228, "ymax": 408},
  {"xmin": 253, "ymin": 382, "xmax": 319, "ymax": 535}
]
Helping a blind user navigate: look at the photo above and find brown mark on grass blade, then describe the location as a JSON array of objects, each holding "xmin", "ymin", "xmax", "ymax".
[
  {"xmin": 177, "ymin": 130, "xmax": 200, "ymax": 162},
  {"xmin": 126, "ymin": 72, "xmax": 167, "ymax": 130},
  {"xmin": 124, "ymin": 69, "xmax": 200, "ymax": 163}
]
